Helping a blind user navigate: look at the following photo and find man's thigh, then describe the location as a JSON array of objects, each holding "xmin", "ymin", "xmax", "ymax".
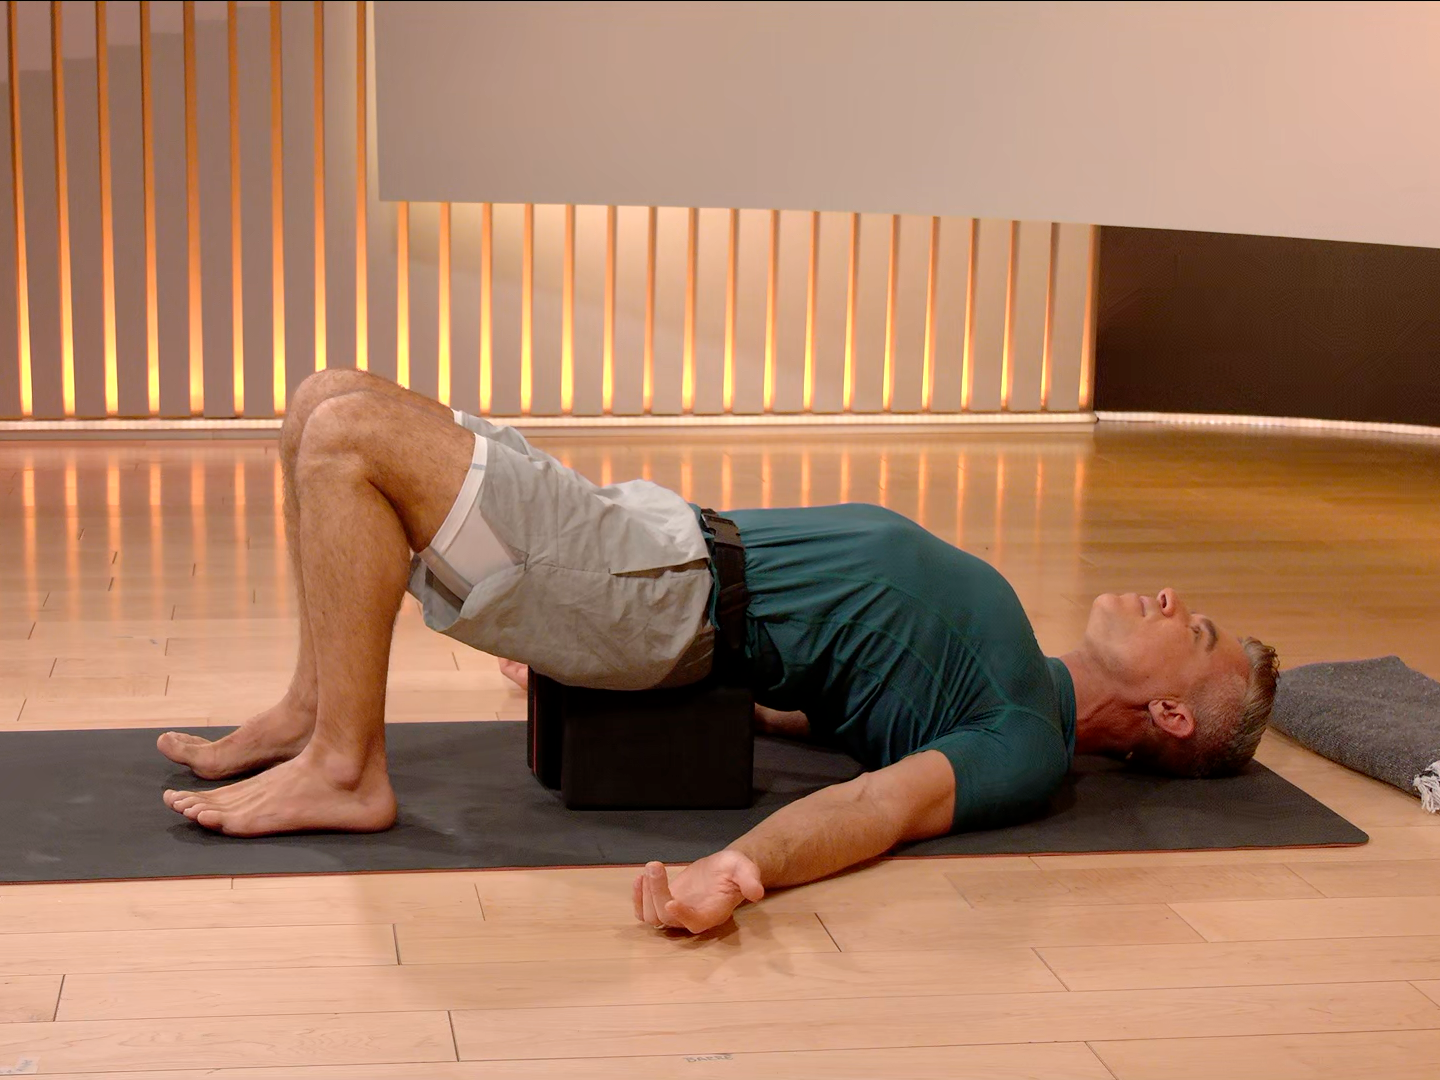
[{"xmin": 406, "ymin": 425, "xmax": 713, "ymax": 691}]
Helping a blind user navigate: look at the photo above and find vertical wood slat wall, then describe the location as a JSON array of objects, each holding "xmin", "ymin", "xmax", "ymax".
[{"xmin": 0, "ymin": 0, "xmax": 1098, "ymax": 422}]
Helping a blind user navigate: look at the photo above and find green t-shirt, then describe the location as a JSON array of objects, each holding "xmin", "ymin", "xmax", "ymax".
[{"xmin": 722, "ymin": 504, "xmax": 1076, "ymax": 833}]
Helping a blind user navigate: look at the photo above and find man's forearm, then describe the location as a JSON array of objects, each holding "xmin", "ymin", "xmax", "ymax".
[{"xmin": 725, "ymin": 776, "xmax": 902, "ymax": 889}]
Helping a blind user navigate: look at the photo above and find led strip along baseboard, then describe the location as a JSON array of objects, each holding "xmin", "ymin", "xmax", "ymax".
[
  {"xmin": 1096, "ymin": 411, "xmax": 1440, "ymax": 440},
  {"xmin": 0, "ymin": 411, "xmax": 1098, "ymax": 440}
]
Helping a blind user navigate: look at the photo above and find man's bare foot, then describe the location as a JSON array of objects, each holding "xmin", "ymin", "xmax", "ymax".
[
  {"xmin": 162, "ymin": 746, "xmax": 397, "ymax": 837},
  {"xmin": 497, "ymin": 657, "xmax": 529, "ymax": 691},
  {"xmin": 157, "ymin": 696, "xmax": 317, "ymax": 780}
]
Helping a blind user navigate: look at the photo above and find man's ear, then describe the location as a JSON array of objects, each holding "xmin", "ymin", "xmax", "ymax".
[{"xmin": 1147, "ymin": 698, "xmax": 1196, "ymax": 740}]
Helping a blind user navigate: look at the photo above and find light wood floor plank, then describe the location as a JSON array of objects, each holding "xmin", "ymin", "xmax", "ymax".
[
  {"xmin": 3, "ymin": 1043, "xmax": 1116, "ymax": 1080},
  {"xmin": 228, "ymin": 873, "xmax": 485, "ymax": 906},
  {"xmin": 1027, "ymin": 827, "xmax": 1440, "ymax": 868},
  {"xmin": 449, "ymin": 982, "xmax": 1440, "ymax": 1060},
  {"xmin": 468, "ymin": 862, "xmax": 982, "ymax": 922},
  {"xmin": 818, "ymin": 900, "xmax": 1203, "ymax": 950},
  {"xmin": 0, "ymin": 889, "xmax": 480, "ymax": 933},
  {"xmin": 1092, "ymin": 1030, "xmax": 1440, "ymax": 1080},
  {"xmin": 0, "ymin": 976, "xmax": 62, "ymax": 1023},
  {"xmin": 1, "ymin": 924, "xmax": 397, "ymax": 977},
  {"xmin": 947, "ymin": 864, "xmax": 1321, "ymax": 906},
  {"xmin": 1286, "ymin": 859, "xmax": 1440, "ymax": 897},
  {"xmin": 57, "ymin": 948, "xmax": 1062, "ymax": 1021},
  {"xmin": 0, "ymin": 878, "xmax": 231, "ymax": 898},
  {"xmin": 0, "ymin": 1013, "xmax": 457, "ymax": 1073},
  {"xmin": 1040, "ymin": 935, "xmax": 1440, "ymax": 990},
  {"xmin": 398, "ymin": 910, "xmax": 836, "ymax": 965},
  {"xmin": 1171, "ymin": 896, "xmax": 1440, "ymax": 941}
]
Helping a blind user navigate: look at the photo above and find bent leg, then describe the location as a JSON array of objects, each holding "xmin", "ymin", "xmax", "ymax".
[
  {"xmin": 164, "ymin": 390, "xmax": 473, "ymax": 835},
  {"xmin": 158, "ymin": 369, "xmax": 455, "ymax": 778}
]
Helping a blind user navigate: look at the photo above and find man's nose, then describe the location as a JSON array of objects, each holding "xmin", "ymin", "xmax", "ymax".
[{"xmin": 1158, "ymin": 588, "xmax": 1181, "ymax": 617}]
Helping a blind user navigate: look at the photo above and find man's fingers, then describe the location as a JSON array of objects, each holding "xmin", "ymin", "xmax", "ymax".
[
  {"xmin": 639, "ymin": 872, "xmax": 657, "ymax": 925},
  {"xmin": 644, "ymin": 862, "xmax": 674, "ymax": 923},
  {"xmin": 735, "ymin": 861, "xmax": 766, "ymax": 904},
  {"xmin": 665, "ymin": 899, "xmax": 712, "ymax": 935}
]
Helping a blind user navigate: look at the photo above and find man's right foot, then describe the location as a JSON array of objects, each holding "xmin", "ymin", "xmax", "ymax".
[{"xmin": 157, "ymin": 698, "xmax": 318, "ymax": 780}]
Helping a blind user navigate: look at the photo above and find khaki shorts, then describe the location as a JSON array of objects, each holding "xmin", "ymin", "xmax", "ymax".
[{"xmin": 406, "ymin": 410, "xmax": 715, "ymax": 690}]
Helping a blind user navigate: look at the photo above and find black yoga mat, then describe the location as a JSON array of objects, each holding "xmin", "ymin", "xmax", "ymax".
[{"xmin": 0, "ymin": 721, "xmax": 1365, "ymax": 883}]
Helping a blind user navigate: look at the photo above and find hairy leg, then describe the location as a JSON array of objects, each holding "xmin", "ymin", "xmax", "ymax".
[
  {"xmin": 158, "ymin": 370, "xmax": 455, "ymax": 779},
  {"xmin": 164, "ymin": 390, "xmax": 474, "ymax": 835}
]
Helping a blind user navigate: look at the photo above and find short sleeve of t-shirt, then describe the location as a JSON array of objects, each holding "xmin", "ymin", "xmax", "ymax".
[{"xmin": 923, "ymin": 711, "xmax": 1072, "ymax": 832}]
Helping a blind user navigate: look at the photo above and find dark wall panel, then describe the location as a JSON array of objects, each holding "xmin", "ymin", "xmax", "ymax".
[{"xmin": 1095, "ymin": 227, "xmax": 1440, "ymax": 427}]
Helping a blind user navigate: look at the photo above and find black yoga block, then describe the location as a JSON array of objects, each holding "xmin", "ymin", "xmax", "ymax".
[{"xmin": 526, "ymin": 672, "xmax": 755, "ymax": 810}]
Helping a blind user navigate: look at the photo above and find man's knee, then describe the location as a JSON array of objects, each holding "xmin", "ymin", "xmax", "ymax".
[
  {"xmin": 295, "ymin": 391, "xmax": 378, "ymax": 476},
  {"xmin": 282, "ymin": 370, "xmax": 387, "ymax": 463}
]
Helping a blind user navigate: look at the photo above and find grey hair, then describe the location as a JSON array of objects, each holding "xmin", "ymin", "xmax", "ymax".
[{"xmin": 1132, "ymin": 636, "xmax": 1280, "ymax": 778}]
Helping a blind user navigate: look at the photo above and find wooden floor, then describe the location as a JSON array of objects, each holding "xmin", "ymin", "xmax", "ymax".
[{"xmin": 3, "ymin": 424, "xmax": 1440, "ymax": 1079}]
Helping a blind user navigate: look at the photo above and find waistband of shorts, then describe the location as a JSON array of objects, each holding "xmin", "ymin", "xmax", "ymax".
[{"xmin": 691, "ymin": 505, "xmax": 749, "ymax": 673}]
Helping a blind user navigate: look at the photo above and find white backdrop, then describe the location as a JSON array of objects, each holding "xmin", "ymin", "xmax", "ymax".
[{"xmin": 375, "ymin": 1, "xmax": 1440, "ymax": 249}]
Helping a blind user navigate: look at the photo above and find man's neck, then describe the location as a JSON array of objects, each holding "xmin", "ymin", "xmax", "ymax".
[{"xmin": 1059, "ymin": 649, "xmax": 1145, "ymax": 757}]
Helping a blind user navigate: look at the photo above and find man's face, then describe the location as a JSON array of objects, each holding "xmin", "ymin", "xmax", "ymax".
[{"xmin": 1084, "ymin": 588, "xmax": 1249, "ymax": 702}]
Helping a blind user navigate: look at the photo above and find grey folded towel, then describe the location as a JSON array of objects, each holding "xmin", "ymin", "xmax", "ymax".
[{"xmin": 1271, "ymin": 656, "xmax": 1440, "ymax": 812}]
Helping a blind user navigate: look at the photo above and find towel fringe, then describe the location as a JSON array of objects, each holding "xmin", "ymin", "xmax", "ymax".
[{"xmin": 1414, "ymin": 760, "xmax": 1440, "ymax": 813}]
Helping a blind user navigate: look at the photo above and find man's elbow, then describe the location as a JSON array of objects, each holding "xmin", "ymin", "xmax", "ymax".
[{"xmin": 857, "ymin": 756, "xmax": 956, "ymax": 844}]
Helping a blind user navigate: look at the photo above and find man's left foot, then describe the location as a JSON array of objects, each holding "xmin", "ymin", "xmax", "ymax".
[{"xmin": 162, "ymin": 747, "xmax": 397, "ymax": 837}]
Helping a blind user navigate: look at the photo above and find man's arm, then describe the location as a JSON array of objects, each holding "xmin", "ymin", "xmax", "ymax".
[{"xmin": 635, "ymin": 749, "xmax": 956, "ymax": 933}]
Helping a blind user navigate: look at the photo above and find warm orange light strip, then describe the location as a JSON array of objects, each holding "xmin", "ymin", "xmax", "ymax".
[
  {"xmin": 479, "ymin": 201, "xmax": 492, "ymax": 412},
  {"xmin": 761, "ymin": 450, "xmax": 772, "ymax": 508},
  {"xmin": 881, "ymin": 214, "xmax": 899, "ymax": 412},
  {"xmin": 51, "ymin": 1, "xmax": 75, "ymax": 417},
  {"xmin": 720, "ymin": 452, "xmax": 731, "ymax": 508},
  {"xmin": 353, "ymin": 0, "xmax": 367, "ymax": 371},
  {"xmin": 311, "ymin": 0, "xmax": 325, "ymax": 373},
  {"xmin": 394, "ymin": 201, "xmax": 409, "ymax": 387},
  {"xmin": 681, "ymin": 207, "xmax": 697, "ymax": 414},
  {"xmin": 920, "ymin": 216, "xmax": 939, "ymax": 413},
  {"xmin": 839, "ymin": 449, "xmax": 850, "ymax": 503},
  {"xmin": 561, "ymin": 204, "xmax": 574, "ymax": 414},
  {"xmin": 802, "ymin": 211, "xmax": 818, "ymax": 413},
  {"xmin": 183, "ymin": 1, "xmax": 203, "ymax": 415},
  {"xmin": 960, "ymin": 218, "xmax": 978, "ymax": 411},
  {"xmin": 1078, "ymin": 224, "xmax": 1099, "ymax": 410},
  {"xmin": 8, "ymin": 1, "xmax": 32, "ymax": 418},
  {"xmin": 641, "ymin": 206, "xmax": 655, "ymax": 414},
  {"xmin": 1039, "ymin": 221, "xmax": 1059, "ymax": 410},
  {"xmin": 269, "ymin": 0, "xmax": 286, "ymax": 412},
  {"xmin": 800, "ymin": 450, "xmax": 811, "ymax": 507},
  {"xmin": 998, "ymin": 219, "xmax": 1019, "ymax": 412},
  {"xmin": 227, "ymin": 1, "xmax": 243, "ymax": 414},
  {"xmin": 841, "ymin": 213, "xmax": 859, "ymax": 412},
  {"xmin": 437, "ymin": 202, "xmax": 451, "ymax": 404},
  {"xmin": 955, "ymin": 451, "xmax": 967, "ymax": 546},
  {"xmin": 721, "ymin": 208, "xmax": 737, "ymax": 414},
  {"xmin": 96, "ymin": 0, "xmax": 118, "ymax": 416},
  {"xmin": 762, "ymin": 209, "xmax": 778, "ymax": 414},
  {"xmin": 601, "ymin": 205, "xmax": 615, "ymax": 415},
  {"xmin": 917, "ymin": 450, "xmax": 929, "ymax": 527},
  {"xmin": 520, "ymin": 203, "xmax": 534, "ymax": 415},
  {"xmin": 139, "ymin": 0, "xmax": 159, "ymax": 416},
  {"xmin": 994, "ymin": 452, "xmax": 1006, "ymax": 560}
]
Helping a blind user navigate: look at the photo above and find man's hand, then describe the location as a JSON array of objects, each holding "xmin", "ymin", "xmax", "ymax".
[{"xmin": 632, "ymin": 851, "xmax": 765, "ymax": 934}]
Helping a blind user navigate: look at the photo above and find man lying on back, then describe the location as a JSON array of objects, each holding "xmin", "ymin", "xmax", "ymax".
[{"xmin": 157, "ymin": 370, "xmax": 1278, "ymax": 934}]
